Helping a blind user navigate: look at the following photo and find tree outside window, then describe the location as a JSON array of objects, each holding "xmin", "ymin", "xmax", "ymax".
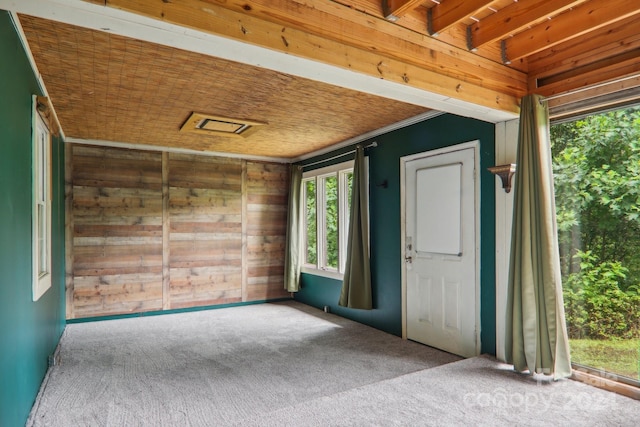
[
  {"xmin": 302, "ymin": 161, "xmax": 356, "ymax": 277},
  {"xmin": 552, "ymin": 106, "xmax": 640, "ymax": 381}
]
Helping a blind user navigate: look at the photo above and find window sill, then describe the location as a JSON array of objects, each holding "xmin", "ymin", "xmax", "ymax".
[
  {"xmin": 571, "ymin": 367, "xmax": 640, "ymax": 401},
  {"xmin": 301, "ymin": 266, "xmax": 344, "ymax": 281}
]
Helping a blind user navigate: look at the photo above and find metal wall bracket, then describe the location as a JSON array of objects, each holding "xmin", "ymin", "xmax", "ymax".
[
  {"xmin": 382, "ymin": 0, "xmax": 399, "ymax": 22},
  {"xmin": 488, "ymin": 164, "xmax": 516, "ymax": 193},
  {"xmin": 466, "ymin": 26, "xmax": 477, "ymax": 51},
  {"xmin": 501, "ymin": 40, "xmax": 511, "ymax": 65},
  {"xmin": 427, "ymin": 8, "xmax": 437, "ymax": 36}
]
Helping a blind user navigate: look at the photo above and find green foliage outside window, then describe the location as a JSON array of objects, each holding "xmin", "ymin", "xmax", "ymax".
[
  {"xmin": 304, "ymin": 170, "xmax": 353, "ymax": 271},
  {"xmin": 552, "ymin": 107, "xmax": 640, "ymax": 341},
  {"xmin": 305, "ymin": 180, "xmax": 317, "ymax": 265},
  {"xmin": 325, "ymin": 176, "xmax": 339, "ymax": 269}
]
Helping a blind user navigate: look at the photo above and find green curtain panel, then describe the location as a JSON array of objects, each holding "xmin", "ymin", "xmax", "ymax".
[
  {"xmin": 506, "ymin": 94, "xmax": 572, "ymax": 380},
  {"xmin": 339, "ymin": 146, "xmax": 372, "ymax": 309},
  {"xmin": 284, "ymin": 165, "xmax": 303, "ymax": 292}
]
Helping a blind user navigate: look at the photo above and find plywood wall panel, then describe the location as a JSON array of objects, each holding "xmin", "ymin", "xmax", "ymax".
[
  {"xmin": 68, "ymin": 146, "xmax": 290, "ymax": 319},
  {"xmin": 168, "ymin": 153, "xmax": 244, "ymax": 309},
  {"xmin": 245, "ymin": 161, "xmax": 290, "ymax": 301},
  {"xmin": 70, "ymin": 145, "xmax": 163, "ymax": 318},
  {"xmin": 169, "ymin": 155, "xmax": 243, "ymax": 191}
]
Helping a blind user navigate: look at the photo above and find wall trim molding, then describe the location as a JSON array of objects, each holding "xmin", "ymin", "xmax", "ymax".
[
  {"xmin": 65, "ymin": 137, "xmax": 291, "ymax": 164},
  {"xmin": 294, "ymin": 111, "xmax": 445, "ymax": 163}
]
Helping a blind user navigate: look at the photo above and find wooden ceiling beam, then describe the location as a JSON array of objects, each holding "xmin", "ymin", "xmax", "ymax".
[
  {"xmin": 382, "ymin": 0, "xmax": 424, "ymax": 22},
  {"xmin": 467, "ymin": 0, "xmax": 586, "ymax": 50},
  {"xmin": 187, "ymin": 0, "xmax": 521, "ymax": 90},
  {"xmin": 536, "ymin": 48, "xmax": 640, "ymax": 88},
  {"xmin": 531, "ymin": 54, "xmax": 640, "ymax": 97},
  {"xmin": 503, "ymin": 0, "xmax": 640, "ymax": 63},
  {"xmin": 427, "ymin": 0, "xmax": 496, "ymax": 36},
  {"xmin": 547, "ymin": 78, "xmax": 640, "ymax": 115},
  {"xmin": 101, "ymin": 0, "xmax": 524, "ymax": 114},
  {"xmin": 528, "ymin": 15, "xmax": 640, "ymax": 81}
]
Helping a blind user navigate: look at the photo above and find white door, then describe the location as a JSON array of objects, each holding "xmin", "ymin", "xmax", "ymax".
[{"xmin": 404, "ymin": 145, "xmax": 479, "ymax": 358}]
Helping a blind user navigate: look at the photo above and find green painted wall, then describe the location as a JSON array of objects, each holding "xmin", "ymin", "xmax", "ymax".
[
  {"xmin": 295, "ymin": 113, "xmax": 496, "ymax": 355},
  {"xmin": 0, "ymin": 12, "xmax": 66, "ymax": 427}
]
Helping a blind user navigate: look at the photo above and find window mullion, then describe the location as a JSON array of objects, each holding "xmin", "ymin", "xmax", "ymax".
[
  {"xmin": 338, "ymin": 171, "xmax": 346, "ymax": 273},
  {"xmin": 317, "ymin": 176, "xmax": 326, "ymax": 270}
]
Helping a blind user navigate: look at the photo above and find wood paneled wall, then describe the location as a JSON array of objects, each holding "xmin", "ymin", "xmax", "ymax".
[
  {"xmin": 246, "ymin": 162, "xmax": 289, "ymax": 301},
  {"xmin": 168, "ymin": 154, "xmax": 243, "ymax": 309},
  {"xmin": 66, "ymin": 145, "xmax": 290, "ymax": 319}
]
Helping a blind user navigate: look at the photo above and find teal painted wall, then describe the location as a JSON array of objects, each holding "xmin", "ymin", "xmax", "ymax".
[
  {"xmin": 0, "ymin": 12, "xmax": 66, "ymax": 427},
  {"xmin": 295, "ymin": 113, "xmax": 496, "ymax": 355}
]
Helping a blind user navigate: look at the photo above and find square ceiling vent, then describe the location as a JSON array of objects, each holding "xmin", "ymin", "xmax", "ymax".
[{"xmin": 180, "ymin": 112, "xmax": 266, "ymax": 138}]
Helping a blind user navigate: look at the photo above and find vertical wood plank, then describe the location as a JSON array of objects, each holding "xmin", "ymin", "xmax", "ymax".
[
  {"xmin": 162, "ymin": 151, "xmax": 170, "ymax": 309},
  {"xmin": 65, "ymin": 143, "xmax": 74, "ymax": 319},
  {"xmin": 241, "ymin": 160, "xmax": 248, "ymax": 302},
  {"xmin": 68, "ymin": 146, "xmax": 290, "ymax": 318},
  {"xmin": 245, "ymin": 161, "xmax": 290, "ymax": 301},
  {"xmin": 71, "ymin": 145, "xmax": 163, "ymax": 318},
  {"xmin": 168, "ymin": 153, "xmax": 243, "ymax": 308}
]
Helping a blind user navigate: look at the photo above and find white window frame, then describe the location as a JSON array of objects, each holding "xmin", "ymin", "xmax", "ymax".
[
  {"xmin": 32, "ymin": 95, "xmax": 52, "ymax": 301},
  {"xmin": 301, "ymin": 159, "xmax": 368, "ymax": 280}
]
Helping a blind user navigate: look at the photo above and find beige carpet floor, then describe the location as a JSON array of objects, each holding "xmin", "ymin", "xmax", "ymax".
[{"xmin": 28, "ymin": 301, "xmax": 640, "ymax": 426}]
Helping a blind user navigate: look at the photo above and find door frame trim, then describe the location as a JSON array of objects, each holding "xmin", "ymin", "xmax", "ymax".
[{"xmin": 400, "ymin": 140, "xmax": 481, "ymax": 356}]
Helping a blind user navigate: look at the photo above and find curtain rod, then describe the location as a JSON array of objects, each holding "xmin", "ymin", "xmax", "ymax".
[
  {"xmin": 540, "ymin": 73, "xmax": 640, "ymax": 103},
  {"xmin": 302, "ymin": 142, "xmax": 378, "ymax": 168}
]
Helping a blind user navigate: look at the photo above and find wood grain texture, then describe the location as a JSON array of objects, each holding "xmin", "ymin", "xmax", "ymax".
[
  {"xmin": 20, "ymin": 14, "xmax": 432, "ymax": 159},
  {"xmin": 65, "ymin": 142, "xmax": 75, "ymax": 319},
  {"xmin": 245, "ymin": 161, "xmax": 290, "ymax": 300},
  {"xmin": 102, "ymin": 0, "xmax": 523, "ymax": 111},
  {"xmin": 162, "ymin": 152, "xmax": 170, "ymax": 309},
  {"xmin": 241, "ymin": 161, "xmax": 249, "ymax": 302},
  {"xmin": 527, "ymin": 14, "xmax": 640, "ymax": 82},
  {"xmin": 70, "ymin": 145, "xmax": 163, "ymax": 318},
  {"xmin": 68, "ymin": 145, "xmax": 290, "ymax": 318},
  {"xmin": 503, "ymin": 0, "xmax": 640, "ymax": 63},
  {"xmin": 168, "ymin": 153, "xmax": 243, "ymax": 308},
  {"xmin": 468, "ymin": 0, "xmax": 584, "ymax": 49},
  {"xmin": 427, "ymin": 0, "xmax": 497, "ymax": 35},
  {"xmin": 15, "ymin": 0, "xmax": 640, "ymax": 154}
]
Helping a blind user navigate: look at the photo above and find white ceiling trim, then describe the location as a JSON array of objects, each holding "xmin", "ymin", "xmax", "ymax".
[
  {"xmin": 0, "ymin": 0, "xmax": 517, "ymax": 123},
  {"xmin": 67, "ymin": 111, "xmax": 445, "ymax": 164},
  {"xmin": 8, "ymin": 10, "xmax": 66, "ymax": 141},
  {"xmin": 293, "ymin": 110, "xmax": 445, "ymax": 162},
  {"xmin": 65, "ymin": 137, "xmax": 291, "ymax": 164}
]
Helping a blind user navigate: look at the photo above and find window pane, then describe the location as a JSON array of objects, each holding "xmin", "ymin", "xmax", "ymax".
[
  {"xmin": 347, "ymin": 172, "xmax": 353, "ymax": 207},
  {"xmin": 37, "ymin": 203, "xmax": 47, "ymax": 275},
  {"xmin": 304, "ymin": 180, "xmax": 317, "ymax": 265},
  {"xmin": 552, "ymin": 106, "xmax": 640, "ymax": 382},
  {"xmin": 346, "ymin": 171, "xmax": 353, "ymax": 230},
  {"xmin": 38, "ymin": 133, "xmax": 46, "ymax": 201},
  {"xmin": 341, "ymin": 171, "xmax": 354, "ymax": 272},
  {"xmin": 324, "ymin": 175, "xmax": 338, "ymax": 269}
]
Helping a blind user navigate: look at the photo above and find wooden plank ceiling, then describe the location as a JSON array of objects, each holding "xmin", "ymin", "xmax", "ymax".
[
  {"xmin": 377, "ymin": 0, "xmax": 640, "ymax": 111},
  {"xmin": 9, "ymin": 0, "xmax": 640, "ymax": 158}
]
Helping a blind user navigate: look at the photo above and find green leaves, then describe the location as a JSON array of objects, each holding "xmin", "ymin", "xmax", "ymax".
[
  {"xmin": 305, "ymin": 180, "xmax": 317, "ymax": 265},
  {"xmin": 563, "ymin": 251, "xmax": 639, "ymax": 340},
  {"xmin": 553, "ymin": 106, "xmax": 640, "ymax": 340},
  {"xmin": 325, "ymin": 175, "xmax": 339, "ymax": 269}
]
